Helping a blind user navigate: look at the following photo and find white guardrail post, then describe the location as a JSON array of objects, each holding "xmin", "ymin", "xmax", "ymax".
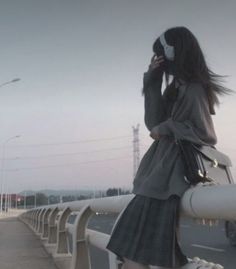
[
  {"xmin": 42, "ymin": 208, "xmax": 52, "ymax": 239},
  {"xmin": 48, "ymin": 207, "xmax": 59, "ymax": 244},
  {"xmin": 37, "ymin": 208, "xmax": 46, "ymax": 235},
  {"xmin": 56, "ymin": 207, "xmax": 71, "ymax": 254},
  {"xmin": 19, "ymin": 184, "xmax": 236, "ymax": 269},
  {"xmin": 67, "ymin": 205, "xmax": 94, "ymax": 269},
  {"xmin": 33, "ymin": 209, "xmax": 40, "ymax": 231}
]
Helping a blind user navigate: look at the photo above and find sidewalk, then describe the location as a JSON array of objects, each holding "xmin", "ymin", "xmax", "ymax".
[
  {"xmin": 0, "ymin": 209, "xmax": 26, "ymax": 219},
  {"xmin": 0, "ymin": 216, "xmax": 58, "ymax": 269}
]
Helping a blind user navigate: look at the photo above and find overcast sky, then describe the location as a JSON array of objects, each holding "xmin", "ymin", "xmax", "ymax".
[{"xmin": 0, "ymin": 0, "xmax": 236, "ymax": 193}]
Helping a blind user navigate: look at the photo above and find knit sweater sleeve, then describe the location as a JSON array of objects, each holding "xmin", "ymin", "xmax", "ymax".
[
  {"xmin": 143, "ymin": 72, "xmax": 167, "ymax": 131},
  {"xmin": 151, "ymin": 83, "xmax": 217, "ymax": 146}
]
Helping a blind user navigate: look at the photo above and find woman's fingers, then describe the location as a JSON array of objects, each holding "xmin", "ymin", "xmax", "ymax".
[
  {"xmin": 150, "ymin": 54, "xmax": 165, "ymax": 68},
  {"xmin": 155, "ymin": 55, "xmax": 164, "ymax": 60},
  {"xmin": 152, "ymin": 58, "xmax": 165, "ymax": 66},
  {"xmin": 150, "ymin": 132, "xmax": 161, "ymax": 140},
  {"xmin": 150, "ymin": 126, "xmax": 161, "ymax": 140},
  {"xmin": 151, "ymin": 54, "xmax": 156, "ymax": 62},
  {"xmin": 150, "ymin": 133, "xmax": 160, "ymax": 140},
  {"xmin": 145, "ymin": 54, "xmax": 165, "ymax": 80},
  {"xmin": 149, "ymin": 59, "xmax": 164, "ymax": 70},
  {"xmin": 151, "ymin": 54, "xmax": 164, "ymax": 63}
]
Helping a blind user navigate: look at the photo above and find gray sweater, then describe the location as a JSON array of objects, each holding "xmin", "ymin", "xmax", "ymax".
[{"xmin": 132, "ymin": 74, "xmax": 217, "ymax": 199}]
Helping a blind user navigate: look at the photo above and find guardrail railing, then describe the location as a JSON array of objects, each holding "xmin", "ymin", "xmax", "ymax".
[{"xmin": 20, "ymin": 184, "xmax": 236, "ymax": 269}]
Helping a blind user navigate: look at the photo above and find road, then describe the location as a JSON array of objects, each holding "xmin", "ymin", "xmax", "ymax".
[{"xmin": 87, "ymin": 213, "xmax": 235, "ymax": 269}]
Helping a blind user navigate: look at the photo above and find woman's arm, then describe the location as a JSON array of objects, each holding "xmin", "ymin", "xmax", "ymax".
[
  {"xmin": 150, "ymin": 83, "xmax": 217, "ymax": 145},
  {"xmin": 143, "ymin": 72, "xmax": 167, "ymax": 131}
]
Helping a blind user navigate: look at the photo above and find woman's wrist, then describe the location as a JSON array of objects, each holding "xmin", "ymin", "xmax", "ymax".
[{"xmin": 143, "ymin": 71, "xmax": 163, "ymax": 90}]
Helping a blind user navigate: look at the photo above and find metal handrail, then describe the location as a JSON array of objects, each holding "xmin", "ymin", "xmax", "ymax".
[{"xmin": 20, "ymin": 184, "xmax": 236, "ymax": 269}]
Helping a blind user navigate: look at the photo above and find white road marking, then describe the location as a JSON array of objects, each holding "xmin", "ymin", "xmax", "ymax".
[{"xmin": 191, "ymin": 244, "xmax": 225, "ymax": 252}]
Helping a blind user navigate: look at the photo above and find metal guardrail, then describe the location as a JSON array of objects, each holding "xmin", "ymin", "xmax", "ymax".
[
  {"xmin": 20, "ymin": 195, "xmax": 131, "ymax": 269},
  {"xmin": 19, "ymin": 185, "xmax": 236, "ymax": 269}
]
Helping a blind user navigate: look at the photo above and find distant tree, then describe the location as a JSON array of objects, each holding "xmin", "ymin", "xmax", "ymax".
[
  {"xmin": 36, "ymin": 193, "xmax": 48, "ymax": 206},
  {"xmin": 124, "ymin": 190, "xmax": 131, "ymax": 194},
  {"xmin": 26, "ymin": 195, "xmax": 35, "ymax": 206},
  {"xmin": 76, "ymin": 195, "xmax": 88, "ymax": 200},
  {"xmin": 62, "ymin": 195, "xmax": 76, "ymax": 202},
  {"xmin": 106, "ymin": 188, "xmax": 118, "ymax": 196},
  {"xmin": 48, "ymin": 195, "xmax": 60, "ymax": 204},
  {"xmin": 106, "ymin": 187, "xmax": 131, "ymax": 196}
]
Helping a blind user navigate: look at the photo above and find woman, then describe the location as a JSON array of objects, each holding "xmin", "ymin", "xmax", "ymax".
[{"xmin": 106, "ymin": 26, "xmax": 231, "ymax": 269}]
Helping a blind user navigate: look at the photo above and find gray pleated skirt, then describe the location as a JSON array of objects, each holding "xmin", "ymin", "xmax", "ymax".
[{"xmin": 106, "ymin": 194, "xmax": 189, "ymax": 268}]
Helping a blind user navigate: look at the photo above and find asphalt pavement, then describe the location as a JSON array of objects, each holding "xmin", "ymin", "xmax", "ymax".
[{"xmin": 87, "ymin": 213, "xmax": 236, "ymax": 269}]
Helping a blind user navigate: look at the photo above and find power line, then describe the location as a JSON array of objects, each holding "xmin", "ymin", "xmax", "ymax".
[
  {"xmin": 2, "ymin": 155, "xmax": 133, "ymax": 171},
  {"xmin": 5, "ymin": 135, "xmax": 133, "ymax": 148},
  {"xmin": 3, "ymin": 145, "xmax": 133, "ymax": 160}
]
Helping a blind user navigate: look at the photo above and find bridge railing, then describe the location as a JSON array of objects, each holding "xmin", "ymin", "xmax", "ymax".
[{"xmin": 19, "ymin": 184, "xmax": 236, "ymax": 269}]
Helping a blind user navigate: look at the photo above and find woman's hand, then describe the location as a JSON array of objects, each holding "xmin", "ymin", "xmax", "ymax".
[
  {"xmin": 148, "ymin": 54, "xmax": 165, "ymax": 73},
  {"xmin": 144, "ymin": 54, "xmax": 165, "ymax": 87},
  {"xmin": 150, "ymin": 126, "xmax": 161, "ymax": 140}
]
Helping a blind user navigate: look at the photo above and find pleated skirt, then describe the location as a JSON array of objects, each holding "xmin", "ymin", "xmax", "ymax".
[{"xmin": 106, "ymin": 194, "xmax": 189, "ymax": 268}]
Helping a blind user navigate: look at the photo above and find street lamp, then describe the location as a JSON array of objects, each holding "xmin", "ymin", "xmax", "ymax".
[
  {"xmin": 34, "ymin": 192, "xmax": 37, "ymax": 208},
  {"xmin": 0, "ymin": 135, "xmax": 21, "ymax": 214},
  {"xmin": 0, "ymin": 78, "xmax": 21, "ymax": 88},
  {"xmin": 24, "ymin": 190, "xmax": 26, "ymax": 210}
]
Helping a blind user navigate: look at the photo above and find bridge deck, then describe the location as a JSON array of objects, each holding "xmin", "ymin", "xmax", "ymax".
[{"xmin": 0, "ymin": 216, "xmax": 57, "ymax": 269}]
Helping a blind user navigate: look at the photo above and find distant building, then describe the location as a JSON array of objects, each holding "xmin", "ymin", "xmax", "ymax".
[{"xmin": 0, "ymin": 194, "xmax": 25, "ymax": 205}]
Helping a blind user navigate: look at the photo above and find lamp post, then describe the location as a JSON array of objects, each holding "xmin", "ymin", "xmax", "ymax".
[
  {"xmin": 0, "ymin": 78, "xmax": 21, "ymax": 213},
  {"xmin": 34, "ymin": 192, "xmax": 37, "ymax": 208},
  {"xmin": 0, "ymin": 135, "xmax": 21, "ymax": 214},
  {"xmin": 0, "ymin": 78, "xmax": 21, "ymax": 89},
  {"xmin": 24, "ymin": 190, "xmax": 26, "ymax": 210}
]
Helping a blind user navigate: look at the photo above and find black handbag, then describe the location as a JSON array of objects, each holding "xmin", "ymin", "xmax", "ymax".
[{"xmin": 176, "ymin": 139, "xmax": 234, "ymax": 185}]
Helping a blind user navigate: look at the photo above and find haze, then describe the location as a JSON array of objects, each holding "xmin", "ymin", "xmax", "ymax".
[{"xmin": 0, "ymin": 0, "xmax": 235, "ymax": 193}]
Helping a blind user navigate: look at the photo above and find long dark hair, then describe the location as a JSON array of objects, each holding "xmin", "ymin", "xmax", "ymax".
[{"xmin": 143, "ymin": 26, "xmax": 233, "ymax": 114}]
